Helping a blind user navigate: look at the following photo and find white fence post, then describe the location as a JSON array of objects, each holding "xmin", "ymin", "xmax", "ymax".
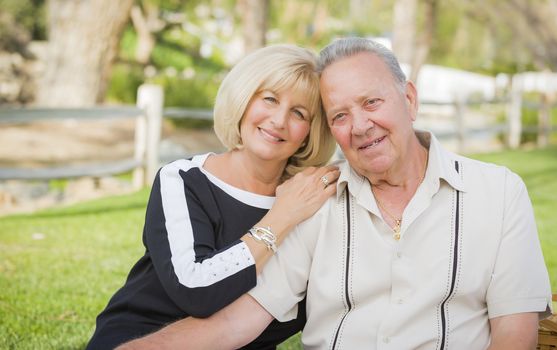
[
  {"xmin": 132, "ymin": 112, "xmax": 147, "ymax": 190},
  {"xmin": 136, "ymin": 84, "xmax": 164, "ymax": 187},
  {"xmin": 538, "ymin": 93, "xmax": 550, "ymax": 148},
  {"xmin": 507, "ymin": 76, "xmax": 522, "ymax": 149},
  {"xmin": 454, "ymin": 96, "xmax": 466, "ymax": 154}
]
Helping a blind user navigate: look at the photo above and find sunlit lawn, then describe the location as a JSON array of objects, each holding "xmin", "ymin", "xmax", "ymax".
[{"xmin": 0, "ymin": 146, "xmax": 555, "ymax": 349}]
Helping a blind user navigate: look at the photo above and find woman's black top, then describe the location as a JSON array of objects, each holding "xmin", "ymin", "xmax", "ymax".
[{"xmin": 87, "ymin": 154, "xmax": 305, "ymax": 349}]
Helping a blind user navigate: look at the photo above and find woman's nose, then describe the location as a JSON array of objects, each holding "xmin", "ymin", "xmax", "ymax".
[{"xmin": 270, "ymin": 108, "xmax": 288, "ymax": 128}]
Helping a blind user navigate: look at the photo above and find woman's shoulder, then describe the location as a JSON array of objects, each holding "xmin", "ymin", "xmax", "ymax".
[
  {"xmin": 158, "ymin": 153, "xmax": 212, "ymax": 178},
  {"xmin": 154, "ymin": 154, "xmax": 215, "ymax": 194}
]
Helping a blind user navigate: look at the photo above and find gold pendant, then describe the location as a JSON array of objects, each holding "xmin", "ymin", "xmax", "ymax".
[
  {"xmin": 393, "ymin": 230, "xmax": 401, "ymax": 241},
  {"xmin": 393, "ymin": 220, "xmax": 401, "ymax": 241}
]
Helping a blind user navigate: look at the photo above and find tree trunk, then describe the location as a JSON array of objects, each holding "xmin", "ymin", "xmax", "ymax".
[
  {"xmin": 36, "ymin": 0, "xmax": 134, "ymax": 107},
  {"xmin": 392, "ymin": 0, "xmax": 417, "ymax": 66},
  {"xmin": 409, "ymin": 0, "xmax": 437, "ymax": 83},
  {"xmin": 238, "ymin": 0, "xmax": 269, "ymax": 54}
]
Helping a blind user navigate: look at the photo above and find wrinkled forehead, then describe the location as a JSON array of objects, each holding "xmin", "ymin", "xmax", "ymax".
[{"xmin": 319, "ymin": 54, "xmax": 401, "ymax": 107}]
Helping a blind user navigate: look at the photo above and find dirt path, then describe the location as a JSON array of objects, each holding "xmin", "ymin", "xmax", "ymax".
[{"xmin": 0, "ymin": 119, "xmax": 224, "ymax": 215}]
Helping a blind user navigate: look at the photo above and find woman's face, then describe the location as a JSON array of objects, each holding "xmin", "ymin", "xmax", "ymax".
[{"xmin": 239, "ymin": 88, "xmax": 312, "ymax": 164}]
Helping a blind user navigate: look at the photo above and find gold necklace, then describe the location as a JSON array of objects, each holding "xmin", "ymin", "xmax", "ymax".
[
  {"xmin": 373, "ymin": 194, "xmax": 403, "ymax": 240},
  {"xmin": 372, "ymin": 151, "xmax": 429, "ymax": 241}
]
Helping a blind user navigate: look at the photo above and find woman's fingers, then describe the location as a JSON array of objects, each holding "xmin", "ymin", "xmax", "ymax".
[
  {"xmin": 315, "ymin": 166, "xmax": 340, "ymax": 189},
  {"xmin": 270, "ymin": 166, "xmax": 341, "ymax": 229},
  {"xmin": 278, "ymin": 166, "xmax": 340, "ymax": 199}
]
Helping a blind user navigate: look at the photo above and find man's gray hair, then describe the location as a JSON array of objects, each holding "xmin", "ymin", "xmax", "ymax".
[{"xmin": 317, "ymin": 37, "xmax": 407, "ymax": 86}]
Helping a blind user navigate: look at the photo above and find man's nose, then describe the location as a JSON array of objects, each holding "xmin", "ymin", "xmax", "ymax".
[{"xmin": 351, "ymin": 110, "xmax": 373, "ymax": 135}]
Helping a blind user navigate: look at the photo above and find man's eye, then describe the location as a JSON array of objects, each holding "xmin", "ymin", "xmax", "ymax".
[
  {"xmin": 365, "ymin": 99, "xmax": 380, "ymax": 107},
  {"xmin": 332, "ymin": 113, "xmax": 346, "ymax": 122}
]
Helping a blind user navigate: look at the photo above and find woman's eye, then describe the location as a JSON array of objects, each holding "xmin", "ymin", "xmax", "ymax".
[
  {"xmin": 263, "ymin": 96, "xmax": 278, "ymax": 104},
  {"xmin": 293, "ymin": 109, "xmax": 306, "ymax": 120}
]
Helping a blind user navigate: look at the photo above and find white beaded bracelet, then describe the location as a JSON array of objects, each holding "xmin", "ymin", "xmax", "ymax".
[{"xmin": 248, "ymin": 226, "xmax": 277, "ymax": 253}]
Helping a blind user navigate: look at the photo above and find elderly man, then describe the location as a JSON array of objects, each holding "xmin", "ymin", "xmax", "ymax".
[{"xmin": 120, "ymin": 38, "xmax": 552, "ymax": 349}]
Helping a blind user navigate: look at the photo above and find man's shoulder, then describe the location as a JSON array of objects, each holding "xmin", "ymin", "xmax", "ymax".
[
  {"xmin": 454, "ymin": 153, "xmax": 513, "ymax": 177},
  {"xmin": 455, "ymin": 153, "xmax": 508, "ymax": 174},
  {"xmin": 452, "ymin": 153, "xmax": 525, "ymax": 194}
]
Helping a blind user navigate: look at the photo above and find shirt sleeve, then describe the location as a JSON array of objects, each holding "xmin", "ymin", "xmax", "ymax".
[
  {"xmin": 249, "ymin": 209, "xmax": 322, "ymax": 322},
  {"xmin": 144, "ymin": 161, "xmax": 257, "ymax": 318},
  {"xmin": 486, "ymin": 169, "xmax": 553, "ymax": 319}
]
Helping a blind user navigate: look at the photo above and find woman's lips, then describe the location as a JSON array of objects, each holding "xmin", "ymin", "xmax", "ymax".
[{"xmin": 258, "ymin": 127, "xmax": 285, "ymax": 142}]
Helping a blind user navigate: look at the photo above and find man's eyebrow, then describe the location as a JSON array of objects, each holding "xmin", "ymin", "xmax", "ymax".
[{"xmin": 325, "ymin": 106, "xmax": 342, "ymax": 118}]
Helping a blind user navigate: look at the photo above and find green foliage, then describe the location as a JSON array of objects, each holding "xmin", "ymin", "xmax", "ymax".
[
  {"xmin": 151, "ymin": 41, "xmax": 195, "ymax": 71},
  {"xmin": 518, "ymin": 92, "xmax": 557, "ymax": 144},
  {"xmin": 428, "ymin": 1, "xmax": 501, "ymax": 74},
  {"xmin": 151, "ymin": 74, "xmax": 219, "ymax": 108},
  {"xmin": 0, "ymin": 0, "xmax": 46, "ymax": 40},
  {"xmin": 0, "ymin": 147, "xmax": 556, "ymax": 349},
  {"xmin": 106, "ymin": 63, "xmax": 145, "ymax": 104},
  {"xmin": 106, "ymin": 4, "xmax": 228, "ymax": 107},
  {"xmin": 118, "ymin": 28, "xmax": 139, "ymax": 62}
]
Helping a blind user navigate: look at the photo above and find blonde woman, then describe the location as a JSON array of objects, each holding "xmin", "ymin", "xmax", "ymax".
[{"xmin": 87, "ymin": 44, "xmax": 339, "ymax": 349}]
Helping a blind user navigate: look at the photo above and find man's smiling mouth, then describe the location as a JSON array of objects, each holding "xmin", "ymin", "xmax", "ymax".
[{"xmin": 359, "ymin": 135, "xmax": 386, "ymax": 150}]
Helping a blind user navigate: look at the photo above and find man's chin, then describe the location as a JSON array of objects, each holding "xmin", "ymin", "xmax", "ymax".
[{"xmin": 351, "ymin": 159, "xmax": 391, "ymax": 179}]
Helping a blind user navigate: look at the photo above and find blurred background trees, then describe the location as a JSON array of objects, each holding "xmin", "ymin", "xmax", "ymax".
[
  {"xmin": 1, "ymin": 0, "xmax": 556, "ymax": 107},
  {"xmin": 36, "ymin": 0, "xmax": 134, "ymax": 106}
]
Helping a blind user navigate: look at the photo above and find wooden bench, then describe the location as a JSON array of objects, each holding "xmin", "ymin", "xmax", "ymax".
[{"xmin": 537, "ymin": 294, "xmax": 557, "ymax": 349}]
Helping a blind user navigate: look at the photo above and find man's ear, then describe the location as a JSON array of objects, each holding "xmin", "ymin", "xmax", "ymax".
[{"xmin": 405, "ymin": 81, "xmax": 419, "ymax": 121}]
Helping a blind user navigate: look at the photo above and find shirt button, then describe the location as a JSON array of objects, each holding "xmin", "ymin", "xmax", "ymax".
[
  {"xmin": 397, "ymin": 298, "xmax": 404, "ymax": 304},
  {"xmin": 396, "ymin": 252, "xmax": 402, "ymax": 258},
  {"xmin": 382, "ymin": 336, "xmax": 391, "ymax": 343}
]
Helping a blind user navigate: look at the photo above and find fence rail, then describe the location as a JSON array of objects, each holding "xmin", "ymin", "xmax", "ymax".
[
  {"xmin": 1, "ymin": 84, "xmax": 555, "ymax": 184},
  {"xmin": 0, "ymin": 106, "xmax": 144, "ymax": 124},
  {"xmin": 0, "ymin": 159, "xmax": 142, "ymax": 180}
]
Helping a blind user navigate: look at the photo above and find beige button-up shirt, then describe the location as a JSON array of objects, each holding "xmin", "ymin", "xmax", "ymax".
[{"xmin": 249, "ymin": 132, "xmax": 552, "ymax": 349}]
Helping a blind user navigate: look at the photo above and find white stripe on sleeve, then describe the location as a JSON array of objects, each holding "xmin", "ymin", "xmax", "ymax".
[{"xmin": 160, "ymin": 159, "xmax": 255, "ymax": 288}]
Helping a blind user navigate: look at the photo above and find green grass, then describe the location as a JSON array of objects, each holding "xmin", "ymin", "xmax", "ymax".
[
  {"xmin": 0, "ymin": 190, "xmax": 150, "ymax": 349},
  {"xmin": 0, "ymin": 147, "xmax": 556, "ymax": 349},
  {"xmin": 471, "ymin": 146, "xmax": 557, "ymax": 287}
]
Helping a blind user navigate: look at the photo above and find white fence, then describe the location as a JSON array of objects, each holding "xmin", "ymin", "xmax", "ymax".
[
  {"xmin": 0, "ymin": 82, "xmax": 555, "ymax": 185},
  {"xmin": 0, "ymin": 84, "xmax": 209, "ymax": 188}
]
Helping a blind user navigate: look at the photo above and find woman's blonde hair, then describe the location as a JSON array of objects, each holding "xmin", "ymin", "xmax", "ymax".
[{"xmin": 213, "ymin": 44, "xmax": 336, "ymax": 179}]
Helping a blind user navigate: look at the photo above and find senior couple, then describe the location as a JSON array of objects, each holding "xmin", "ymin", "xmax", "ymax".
[{"xmin": 88, "ymin": 37, "xmax": 552, "ymax": 349}]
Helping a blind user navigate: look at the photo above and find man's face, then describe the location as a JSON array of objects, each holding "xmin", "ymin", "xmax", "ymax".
[{"xmin": 320, "ymin": 52, "xmax": 418, "ymax": 178}]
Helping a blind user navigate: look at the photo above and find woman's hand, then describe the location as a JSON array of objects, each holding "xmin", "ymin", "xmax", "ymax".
[
  {"xmin": 241, "ymin": 165, "xmax": 340, "ymax": 273},
  {"xmin": 272, "ymin": 165, "xmax": 340, "ymax": 229}
]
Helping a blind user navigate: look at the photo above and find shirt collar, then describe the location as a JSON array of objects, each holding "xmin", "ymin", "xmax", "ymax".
[
  {"xmin": 419, "ymin": 131, "xmax": 467, "ymax": 193},
  {"xmin": 334, "ymin": 130, "xmax": 467, "ymax": 201},
  {"xmin": 334, "ymin": 159, "xmax": 366, "ymax": 201}
]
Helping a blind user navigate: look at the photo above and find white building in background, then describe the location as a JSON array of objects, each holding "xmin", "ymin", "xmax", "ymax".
[
  {"xmin": 362, "ymin": 37, "xmax": 501, "ymax": 103},
  {"xmin": 404, "ymin": 64, "xmax": 499, "ymax": 103}
]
